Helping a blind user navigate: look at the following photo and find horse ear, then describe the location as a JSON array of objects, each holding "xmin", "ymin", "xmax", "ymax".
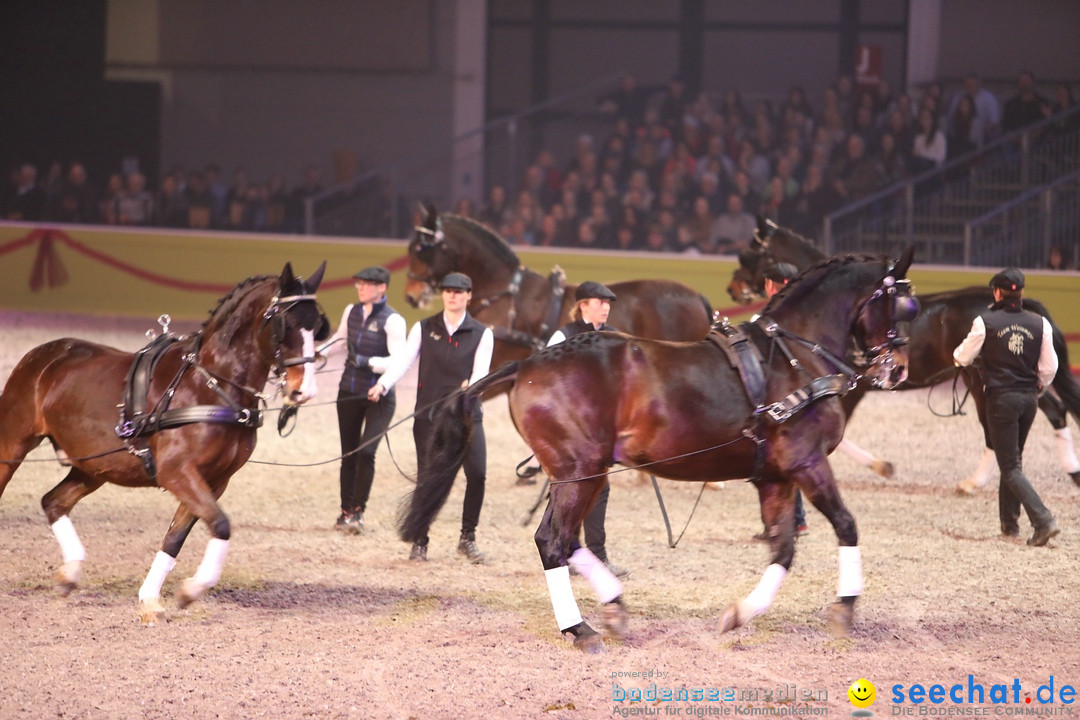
[
  {"xmin": 425, "ymin": 203, "xmax": 438, "ymax": 225},
  {"xmin": 280, "ymin": 262, "xmax": 296, "ymax": 287},
  {"xmin": 891, "ymin": 246, "xmax": 916, "ymax": 278},
  {"xmin": 756, "ymin": 214, "xmax": 768, "ymax": 237},
  {"xmin": 304, "ymin": 261, "xmax": 327, "ymax": 293}
]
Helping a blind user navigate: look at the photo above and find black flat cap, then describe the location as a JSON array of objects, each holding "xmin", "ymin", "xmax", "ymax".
[
  {"xmin": 762, "ymin": 262, "xmax": 799, "ymax": 282},
  {"xmin": 353, "ymin": 266, "xmax": 390, "ymax": 284},
  {"xmin": 440, "ymin": 272, "xmax": 473, "ymax": 291},
  {"xmin": 575, "ymin": 281, "xmax": 617, "ymax": 302},
  {"xmin": 989, "ymin": 268, "xmax": 1025, "ymax": 291}
]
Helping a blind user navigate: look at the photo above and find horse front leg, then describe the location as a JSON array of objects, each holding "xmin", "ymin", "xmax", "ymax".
[
  {"xmin": 160, "ymin": 471, "xmax": 232, "ymax": 615},
  {"xmin": 795, "ymin": 460, "xmax": 863, "ymax": 637},
  {"xmin": 41, "ymin": 469, "xmax": 105, "ymax": 596},
  {"xmin": 138, "ymin": 506, "xmax": 198, "ymax": 626},
  {"xmin": 720, "ymin": 477, "xmax": 794, "ymax": 633}
]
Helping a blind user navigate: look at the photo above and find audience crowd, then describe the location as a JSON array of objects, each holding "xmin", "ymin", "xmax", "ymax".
[{"xmin": 2, "ymin": 69, "xmax": 1076, "ymax": 265}]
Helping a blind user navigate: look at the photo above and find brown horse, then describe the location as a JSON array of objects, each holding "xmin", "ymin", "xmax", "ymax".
[
  {"xmin": 405, "ymin": 205, "xmax": 714, "ymax": 376},
  {"xmin": 0, "ymin": 262, "xmax": 327, "ymax": 624},
  {"xmin": 400, "ymin": 250, "xmax": 917, "ymax": 651},
  {"xmin": 733, "ymin": 218, "xmax": 1080, "ymax": 490}
]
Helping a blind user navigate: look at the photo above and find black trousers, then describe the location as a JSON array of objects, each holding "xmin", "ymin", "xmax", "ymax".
[
  {"xmin": 986, "ymin": 390, "xmax": 1053, "ymax": 531},
  {"xmin": 336, "ymin": 388, "xmax": 396, "ymax": 513},
  {"xmin": 413, "ymin": 412, "xmax": 486, "ymax": 545}
]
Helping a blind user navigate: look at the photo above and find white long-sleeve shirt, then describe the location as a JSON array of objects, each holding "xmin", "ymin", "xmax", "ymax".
[
  {"xmin": 376, "ymin": 311, "xmax": 494, "ymax": 392},
  {"xmin": 953, "ymin": 314, "xmax": 1058, "ymax": 391}
]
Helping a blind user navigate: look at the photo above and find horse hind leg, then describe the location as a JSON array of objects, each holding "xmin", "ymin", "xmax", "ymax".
[
  {"xmin": 536, "ymin": 478, "xmax": 620, "ymax": 652},
  {"xmin": 41, "ymin": 468, "xmax": 106, "ymax": 596},
  {"xmin": 1038, "ymin": 390, "xmax": 1080, "ymax": 484}
]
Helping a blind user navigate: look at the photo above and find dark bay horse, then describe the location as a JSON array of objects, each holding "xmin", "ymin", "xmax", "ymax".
[
  {"xmin": 406, "ymin": 206, "xmax": 714, "ymax": 378},
  {"xmin": 401, "ymin": 251, "xmax": 917, "ymax": 651},
  {"xmin": 0, "ymin": 262, "xmax": 327, "ymax": 624},
  {"xmin": 732, "ymin": 218, "xmax": 1080, "ymax": 490}
]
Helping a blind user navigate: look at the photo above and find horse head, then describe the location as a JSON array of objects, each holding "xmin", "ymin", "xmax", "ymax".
[
  {"xmin": 727, "ymin": 218, "xmax": 826, "ymax": 304},
  {"xmin": 767, "ymin": 247, "xmax": 918, "ymax": 391},
  {"xmin": 405, "ymin": 203, "xmax": 450, "ymax": 308},
  {"xmin": 269, "ymin": 261, "xmax": 328, "ymax": 406},
  {"xmin": 848, "ymin": 246, "xmax": 918, "ymax": 390}
]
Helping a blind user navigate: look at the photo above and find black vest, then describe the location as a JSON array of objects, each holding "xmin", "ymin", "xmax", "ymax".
[
  {"xmin": 416, "ymin": 312, "xmax": 486, "ymax": 410},
  {"xmin": 559, "ymin": 318, "xmax": 616, "ymax": 339},
  {"xmin": 979, "ymin": 300, "xmax": 1043, "ymax": 393},
  {"xmin": 339, "ymin": 300, "xmax": 396, "ymax": 394}
]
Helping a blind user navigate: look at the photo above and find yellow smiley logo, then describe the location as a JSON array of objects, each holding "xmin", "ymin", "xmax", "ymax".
[{"xmin": 848, "ymin": 678, "xmax": 876, "ymax": 709}]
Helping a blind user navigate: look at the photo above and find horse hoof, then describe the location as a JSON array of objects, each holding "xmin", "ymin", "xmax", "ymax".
[
  {"xmin": 955, "ymin": 480, "xmax": 976, "ymax": 496},
  {"xmin": 602, "ymin": 602, "xmax": 629, "ymax": 641},
  {"xmin": 565, "ymin": 623, "xmax": 605, "ymax": 654},
  {"xmin": 139, "ymin": 598, "xmax": 166, "ymax": 626},
  {"xmin": 54, "ymin": 561, "xmax": 81, "ymax": 596},
  {"xmin": 176, "ymin": 578, "xmax": 207, "ymax": 609},
  {"xmin": 873, "ymin": 460, "xmax": 895, "ymax": 479},
  {"xmin": 719, "ymin": 602, "xmax": 746, "ymax": 633},
  {"xmin": 827, "ymin": 601, "xmax": 854, "ymax": 637}
]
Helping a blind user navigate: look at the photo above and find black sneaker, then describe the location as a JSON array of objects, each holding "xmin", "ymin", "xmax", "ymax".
[
  {"xmin": 1028, "ymin": 520, "xmax": 1060, "ymax": 547},
  {"xmin": 409, "ymin": 543, "xmax": 428, "ymax": 561},
  {"xmin": 335, "ymin": 511, "xmax": 363, "ymax": 535},
  {"xmin": 457, "ymin": 535, "xmax": 486, "ymax": 564}
]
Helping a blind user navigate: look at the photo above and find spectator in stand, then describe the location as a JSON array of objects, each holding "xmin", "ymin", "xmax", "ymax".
[
  {"xmin": 911, "ymin": 108, "xmax": 948, "ymax": 173},
  {"xmin": 851, "ymin": 100, "xmax": 880, "ymax": 150},
  {"xmin": 622, "ymin": 169, "xmax": 654, "ymax": 215},
  {"xmin": 536, "ymin": 211, "xmax": 562, "ymax": 248},
  {"xmin": 154, "ymin": 172, "xmax": 189, "ymax": 228},
  {"xmin": 261, "ymin": 173, "xmax": 289, "ymax": 232},
  {"xmin": 50, "ymin": 161, "xmax": 100, "ymax": 224},
  {"xmin": 598, "ymin": 72, "xmax": 649, "ymax": 126},
  {"xmin": 877, "ymin": 132, "xmax": 910, "ymax": 186},
  {"xmin": 184, "ymin": 169, "xmax": 215, "ymax": 229},
  {"xmin": 1003, "ymin": 70, "xmax": 1050, "ymax": 134},
  {"xmin": 730, "ymin": 169, "xmax": 762, "ymax": 216},
  {"xmin": 1046, "ymin": 245, "xmax": 1071, "ymax": 271},
  {"xmin": 613, "ymin": 222, "xmax": 640, "ymax": 252},
  {"xmin": 658, "ymin": 76, "xmax": 690, "ymax": 137},
  {"xmin": 477, "ymin": 184, "xmax": 511, "ymax": 230},
  {"xmin": 709, "ymin": 192, "xmax": 755, "ymax": 255},
  {"xmin": 1046, "ymin": 82, "xmax": 1079, "ymax": 137},
  {"xmin": 533, "ymin": 149, "xmax": 563, "ymax": 206},
  {"xmin": 760, "ymin": 175, "xmax": 797, "ymax": 226},
  {"xmin": 573, "ymin": 217, "xmax": 606, "ymax": 250},
  {"xmin": 831, "ymin": 133, "xmax": 885, "ymax": 202},
  {"xmin": 452, "ymin": 197, "xmax": 477, "ymax": 219},
  {"xmin": 696, "ymin": 133, "xmax": 735, "ymax": 191},
  {"xmin": 946, "ymin": 95, "xmax": 980, "ymax": 162},
  {"xmin": 204, "ymin": 164, "xmax": 228, "ymax": 228},
  {"xmin": 735, "ymin": 137, "xmax": 771, "ymax": 193},
  {"xmin": 947, "ymin": 73, "xmax": 1001, "ymax": 145},
  {"xmin": 6, "ymin": 163, "xmax": 46, "ymax": 221},
  {"xmin": 697, "ymin": 170, "xmax": 726, "ymax": 216},
  {"xmin": 791, "ymin": 162, "xmax": 841, "ymax": 238},
  {"xmin": 684, "ymin": 195, "xmax": 716, "ymax": 253},
  {"xmin": 99, "ymin": 172, "xmax": 123, "ymax": 225},
  {"xmin": 113, "ymin": 171, "xmax": 154, "ymax": 226},
  {"xmin": 224, "ymin": 168, "xmax": 253, "ymax": 230},
  {"xmin": 642, "ymin": 222, "xmax": 674, "ymax": 253}
]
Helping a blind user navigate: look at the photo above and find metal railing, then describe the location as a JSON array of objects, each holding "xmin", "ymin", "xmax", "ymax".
[
  {"xmin": 823, "ymin": 104, "xmax": 1080, "ymax": 266},
  {"xmin": 962, "ymin": 167, "xmax": 1080, "ymax": 268},
  {"xmin": 303, "ymin": 73, "xmax": 625, "ymax": 238}
]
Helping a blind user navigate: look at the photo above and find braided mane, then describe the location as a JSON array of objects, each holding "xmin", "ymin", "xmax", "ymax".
[
  {"xmin": 201, "ymin": 275, "xmax": 277, "ymax": 331},
  {"xmin": 766, "ymin": 253, "xmax": 882, "ymax": 310}
]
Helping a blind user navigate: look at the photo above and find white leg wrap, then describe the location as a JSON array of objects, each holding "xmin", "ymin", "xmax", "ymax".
[
  {"xmin": 967, "ymin": 448, "xmax": 997, "ymax": 488},
  {"xmin": 1055, "ymin": 427, "xmax": 1080, "ymax": 474},
  {"xmin": 139, "ymin": 551, "xmax": 178, "ymax": 601},
  {"xmin": 741, "ymin": 563, "xmax": 787, "ymax": 619},
  {"xmin": 568, "ymin": 547, "xmax": 623, "ymax": 604},
  {"xmin": 298, "ymin": 329, "xmax": 318, "ymax": 401},
  {"xmin": 837, "ymin": 545, "xmax": 863, "ymax": 598},
  {"xmin": 544, "ymin": 566, "xmax": 583, "ymax": 631},
  {"xmin": 50, "ymin": 516, "xmax": 85, "ymax": 564},
  {"xmin": 837, "ymin": 438, "xmax": 876, "ymax": 467},
  {"xmin": 192, "ymin": 538, "xmax": 229, "ymax": 589}
]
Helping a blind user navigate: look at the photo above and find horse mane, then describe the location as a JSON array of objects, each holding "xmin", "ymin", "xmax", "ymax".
[
  {"xmin": 765, "ymin": 253, "xmax": 882, "ymax": 310},
  {"xmin": 442, "ymin": 213, "xmax": 520, "ymax": 269},
  {"xmin": 768, "ymin": 223, "xmax": 826, "ymax": 262},
  {"xmin": 201, "ymin": 274, "xmax": 277, "ymax": 330}
]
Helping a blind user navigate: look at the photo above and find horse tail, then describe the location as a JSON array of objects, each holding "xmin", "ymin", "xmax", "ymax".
[
  {"xmin": 1026, "ymin": 298, "xmax": 1080, "ymax": 421},
  {"xmin": 397, "ymin": 361, "xmax": 521, "ymax": 544}
]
